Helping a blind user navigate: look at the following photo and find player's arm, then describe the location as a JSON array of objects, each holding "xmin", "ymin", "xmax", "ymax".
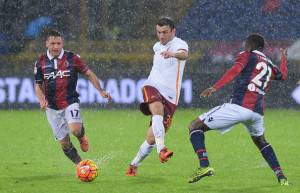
[
  {"xmin": 34, "ymin": 83, "xmax": 48, "ymax": 109},
  {"xmin": 272, "ymin": 48, "xmax": 288, "ymax": 80},
  {"xmin": 34, "ymin": 60, "xmax": 48, "ymax": 109},
  {"xmin": 84, "ymin": 69, "xmax": 112, "ymax": 101},
  {"xmin": 73, "ymin": 54, "xmax": 112, "ymax": 101},
  {"xmin": 200, "ymin": 64, "xmax": 244, "ymax": 97},
  {"xmin": 161, "ymin": 49, "xmax": 188, "ymax": 60},
  {"xmin": 200, "ymin": 52, "xmax": 249, "ymax": 97}
]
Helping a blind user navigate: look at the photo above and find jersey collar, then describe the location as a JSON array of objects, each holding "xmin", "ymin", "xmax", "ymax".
[
  {"xmin": 160, "ymin": 37, "xmax": 177, "ymax": 46},
  {"xmin": 47, "ymin": 48, "xmax": 64, "ymax": 60},
  {"xmin": 252, "ymin": 49, "xmax": 273, "ymax": 64},
  {"xmin": 252, "ymin": 50, "xmax": 266, "ymax": 58}
]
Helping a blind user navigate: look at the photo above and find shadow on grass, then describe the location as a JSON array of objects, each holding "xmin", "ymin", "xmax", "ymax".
[{"xmin": 10, "ymin": 173, "xmax": 73, "ymax": 183}]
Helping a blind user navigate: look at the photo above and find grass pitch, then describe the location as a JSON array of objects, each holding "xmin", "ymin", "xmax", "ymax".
[{"xmin": 0, "ymin": 109, "xmax": 299, "ymax": 193}]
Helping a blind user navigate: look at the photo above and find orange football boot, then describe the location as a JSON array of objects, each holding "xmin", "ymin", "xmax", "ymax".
[
  {"xmin": 159, "ymin": 147, "xmax": 173, "ymax": 163},
  {"xmin": 79, "ymin": 136, "xmax": 89, "ymax": 152}
]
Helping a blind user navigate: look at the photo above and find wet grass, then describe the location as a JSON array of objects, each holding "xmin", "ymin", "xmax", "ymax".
[{"xmin": 0, "ymin": 109, "xmax": 299, "ymax": 193}]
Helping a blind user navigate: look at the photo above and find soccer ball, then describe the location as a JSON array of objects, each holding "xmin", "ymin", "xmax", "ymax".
[{"xmin": 76, "ymin": 159, "xmax": 98, "ymax": 182}]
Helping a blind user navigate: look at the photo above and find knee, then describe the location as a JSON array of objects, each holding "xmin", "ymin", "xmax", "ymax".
[
  {"xmin": 188, "ymin": 122, "xmax": 194, "ymax": 131},
  {"xmin": 146, "ymin": 137, "xmax": 155, "ymax": 145},
  {"xmin": 59, "ymin": 137, "xmax": 72, "ymax": 150},
  {"xmin": 149, "ymin": 102, "xmax": 164, "ymax": 115},
  {"xmin": 69, "ymin": 123, "xmax": 82, "ymax": 135},
  {"xmin": 188, "ymin": 119, "xmax": 204, "ymax": 132}
]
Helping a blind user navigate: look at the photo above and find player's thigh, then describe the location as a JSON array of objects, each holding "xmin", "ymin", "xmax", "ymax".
[
  {"xmin": 199, "ymin": 103, "xmax": 243, "ymax": 132},
  {"xmin": 162, "ymin": 99, "xmax": 176, "ymax": 131},
  {"xmin": 243, "ymin": 112, "xmax": 265, "ymax": 136},
  {"xmin": 45, "ymin": 108, "xmax": 69, "ymax": 140},
  {"xmin": 140, "ymin": 86, "xmax": 164, "ymax": 116},
  {"xmin": 188, "ymin": 117, "xmax": 210, "ymax": 132},
  {"xmin": 65, "ymin": 103, "xmax": 83, "ymax": 124},
  {"xmin": 65, "ymin": 103, "xmax": 83, "ymax": 132},
  {"xmin": 68, "ymin": 122, "xmax": 82, "ymax": 133},
  {"xmin": 148, "ymin": 101, "xmax": 164, "ymax": 115}
]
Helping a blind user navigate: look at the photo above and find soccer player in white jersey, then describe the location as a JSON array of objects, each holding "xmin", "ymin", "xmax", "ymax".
[{"xmin": 126, "ymin": 17, "xmax": 189, "ymax": 176}]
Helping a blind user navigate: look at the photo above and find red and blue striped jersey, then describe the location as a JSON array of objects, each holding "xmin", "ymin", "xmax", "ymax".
[
  {"xmin": 213, "ymin": 50, "xmax": 287, "ymax": 115},
  {"xmin": 34, "ymin": 50, "xmax": 89, "ymax": 110}
]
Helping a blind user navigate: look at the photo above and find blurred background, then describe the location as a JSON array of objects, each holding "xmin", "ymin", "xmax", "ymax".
[{"xmin": 0, "ymin": 0, "xmax": 299, "ymax": 109}]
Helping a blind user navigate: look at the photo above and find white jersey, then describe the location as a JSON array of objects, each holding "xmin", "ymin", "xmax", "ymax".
[{"xmin": 144, "ymin": 37, "xmax": 188, "ymax": 105}]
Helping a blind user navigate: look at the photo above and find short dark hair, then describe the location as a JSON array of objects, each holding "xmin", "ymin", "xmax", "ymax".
[
  {"xmin": 45, "ymin": 29, "xmax": 63, "ymax": 40},
  {"xmin": 156, "ymin": 17, "xmax": 175, "ymax": 29},
  {"xmin": 246, "ymin": 34, "xmax": 264, "ymax": 51}
]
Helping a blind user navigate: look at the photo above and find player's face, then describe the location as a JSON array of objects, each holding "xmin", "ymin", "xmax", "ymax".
[
  {"xmin": 156, "ymin": 25, "xmax": 175, "ymax": 45},
  {"xmin": 46, "ymin": 36, "xmax": 64, "ymax": 57},
  {"xmin": 244, "ymin": 41, "xmax": 252, "ymax": 52}
]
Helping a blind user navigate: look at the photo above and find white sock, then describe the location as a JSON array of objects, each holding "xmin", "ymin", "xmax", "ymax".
[
  {"xmin": 130, "ymin": 140, "xmax": 154, "ymax": 166},
  {"xmin": 152, "ymin": 115, "xmax": 165, "ymax": 153}
]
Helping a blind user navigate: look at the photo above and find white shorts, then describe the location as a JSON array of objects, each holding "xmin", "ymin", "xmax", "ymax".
[
  {"xmin": 199, "ymin": 103, "xmax": 264, "ymax": 136},
  {"xmin": 45, "ymin": 103, "xmax": 83, "ymax": 140}
]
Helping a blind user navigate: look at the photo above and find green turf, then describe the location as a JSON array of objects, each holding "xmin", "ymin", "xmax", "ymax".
[{"xmin": 0, "ymin": 109, "xmax": 299, "ymax": 193}]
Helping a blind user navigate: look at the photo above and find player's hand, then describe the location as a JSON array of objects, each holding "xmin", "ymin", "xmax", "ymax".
[
  {"xmin": 39, "ymin": 99, "xmax": 48, "ymax": 109},
  {"xmin": 200, "ymin": 87, "xmax": 216, "ymax": 97},
  {"xmin": 160, "ymin": 51, "xmax": 175, "ymax": 59},
  {"xmin": 100, "ymin": 90, "xmax": 112, "ymax": 102},
  {"xmin": 297, "ymin": 80, "xmax": 300, "ymax": 85},
  {"xmin": 280, "ymin": 48, "xmax": 288, "ymax": 59}
]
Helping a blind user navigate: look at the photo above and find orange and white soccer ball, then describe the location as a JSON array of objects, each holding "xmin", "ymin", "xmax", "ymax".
[{"xmin": 76, "ymin": 159, "xmax": 98, "ymax": 182}]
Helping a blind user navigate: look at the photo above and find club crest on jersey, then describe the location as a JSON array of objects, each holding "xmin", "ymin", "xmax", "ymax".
[
  {"xmin": 44, "ymin": 70, "xmax": 70, "ymax": 80},
  {"xmin": 247, "ymin": 83, "xmax": 265, "ymax": 95}
]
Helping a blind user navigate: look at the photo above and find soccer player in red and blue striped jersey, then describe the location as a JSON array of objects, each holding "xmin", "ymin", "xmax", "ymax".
[
  {"xmin": 188, "ymin": 34, "xmax": 289, "ymax": 185},
  {"xmin": 34, "ymin": 30, "xmax": 112, "ymax": 165}
]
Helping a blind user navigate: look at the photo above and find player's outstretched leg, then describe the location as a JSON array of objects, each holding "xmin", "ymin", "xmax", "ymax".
[
  {"xmin": 188, "ymin": 118, "xmax": 214, "ymax": 183},
  {"xmin": 126, "ymin": 140, "xmax": 155, "ymax": 176},
  {"xmin": 260, "ymin": 143, "xmax": 289, "ymax": 185},
  {"xmin": 60, "ymin": 135, "xmax": 82, "ymax": 164},
  {"xmin": 151, "ymin": 115, "xmax": 173, "ymax": 163},
  {"xmin": 252, "ymin": 135, "xmax": 289, "ymax": 186}
]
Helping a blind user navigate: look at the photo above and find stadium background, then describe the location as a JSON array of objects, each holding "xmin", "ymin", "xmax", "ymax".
[{"xmin": 0, "ymin": 0, "xmax": 299, "ymax": 109}]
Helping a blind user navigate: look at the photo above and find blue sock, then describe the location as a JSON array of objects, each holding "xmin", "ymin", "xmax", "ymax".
[
  {"xmin": 189, "ymin": 129, "xmax": 209, "ymax": 167},
  {"xmin": 260, "ymin": 144, "xmax": 285, "ymax": 178}
]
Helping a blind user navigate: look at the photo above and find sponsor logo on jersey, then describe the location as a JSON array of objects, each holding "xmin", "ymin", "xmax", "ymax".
[{"xmin": 44, "ymin": 70, "xmax": 70, "ymax": 80}]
